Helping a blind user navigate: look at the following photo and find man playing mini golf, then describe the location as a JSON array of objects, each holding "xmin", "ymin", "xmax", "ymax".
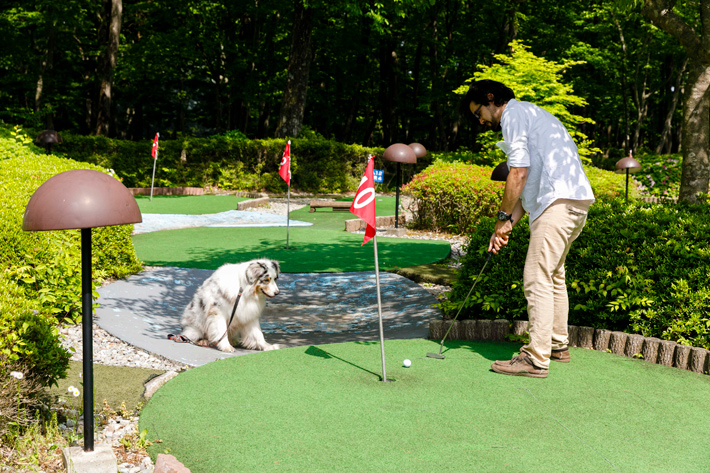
[{"xmin": 461, "ymin": 79, "xmax": 595, "ymax": 378}]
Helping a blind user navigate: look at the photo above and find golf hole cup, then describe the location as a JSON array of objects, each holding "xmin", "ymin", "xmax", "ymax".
[{"xmin": 403, "ymin": 359, "xmax": 412, "ymax": 368}]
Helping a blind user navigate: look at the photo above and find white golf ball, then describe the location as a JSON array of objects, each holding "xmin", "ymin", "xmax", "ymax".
[{"xmin": 403, "ymin": 359, "xmax": 411, "ymax": 368}]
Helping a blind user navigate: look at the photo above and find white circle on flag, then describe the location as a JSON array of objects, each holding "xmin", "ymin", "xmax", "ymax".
[{"xmin": 353, "ymin": 188, "xmax": 375, "ymax": 209}]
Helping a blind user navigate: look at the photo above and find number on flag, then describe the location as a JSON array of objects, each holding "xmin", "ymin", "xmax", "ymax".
[{"xmin": 350, "ymin": 155, "xmax": 377, "ymax": 246}]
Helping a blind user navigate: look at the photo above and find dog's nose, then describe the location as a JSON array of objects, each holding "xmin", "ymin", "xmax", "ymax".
[{"xmin": 274, "ymin": 288, "xmax": 280, "ymax": 296}]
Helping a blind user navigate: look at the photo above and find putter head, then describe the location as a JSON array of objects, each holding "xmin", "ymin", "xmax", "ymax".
[{"xmin": 426, "ymin": 352, "xmax": 445, "ymax": 359}]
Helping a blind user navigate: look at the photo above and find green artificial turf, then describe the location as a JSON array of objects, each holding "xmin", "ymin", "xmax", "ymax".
[
  {"xmin": 134, "ymin": 195, "xmax": 249, "ymax": 215},
  {"xmin": 289, "ymin": 196, "xmax": 398, "ymax": 231},
  {"xmin": 131, "ymin": 196, "xmax": 451, "ymax": 272},
  {"xmin": 132, "ymin": 226, "xmax": 450, "ymax": 272},
  {"xmin": 140, "ymin": 339, "xmax": 710, "ymax": 473}
]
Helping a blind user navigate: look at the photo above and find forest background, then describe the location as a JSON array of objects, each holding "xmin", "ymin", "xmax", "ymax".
[{"xmin": 0, "ymin": 0, "xmax": 700, "ymax": 162}]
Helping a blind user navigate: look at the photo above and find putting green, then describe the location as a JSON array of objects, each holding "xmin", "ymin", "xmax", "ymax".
[
  {"xmin": 131, "ymin": 196, "xmax": 451, "ymax": 272},
  {"xmin": 134, "ymin": 194, "xmax": 249, "ymax": 215},
  {"xmin": 131, "ymin": 226, "xmax": 450, "ymax": 272},
  {"xmin": 141, "ymin": 339, "xmax": 710, "ymax": 472}
]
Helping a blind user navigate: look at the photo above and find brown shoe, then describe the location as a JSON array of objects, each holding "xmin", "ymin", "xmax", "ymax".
[
  {"xmin": 491, "ymin": 352, "xmax": 548, "ymax": 378},
  {"xmin": 551, "ymin": 348, "xmax": 570, "ymax": 363}
]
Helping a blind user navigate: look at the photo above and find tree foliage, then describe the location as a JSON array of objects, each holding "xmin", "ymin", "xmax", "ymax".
[
  {"xmin": 0, "ymin": 0, "xmax": 697, "ymax": 166},
  {"xmin": 455, "ymin": 40, "xmax": 600, "ymax": 162}
]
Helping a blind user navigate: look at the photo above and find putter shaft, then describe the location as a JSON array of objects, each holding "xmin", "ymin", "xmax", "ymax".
[{"xmin": 428, "ymin": 252, "xmax": 492, "ymax": 359}]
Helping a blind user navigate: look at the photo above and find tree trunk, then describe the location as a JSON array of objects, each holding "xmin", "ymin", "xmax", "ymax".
[
  {"xmin": 641, "ymin": 0, "xmax": 710, "ymax": 202},
  {"xmin": 678, "ymin": 61, "xmax": 710, "ymax": 202},
  {"xmin": 378, "ymin": 39, "xmax": 398, "ymax": 145},
  {"xmin": 615, "ymin": 18, "xmax": 632, "ymax": 153},
  {"xmin": 35, "ymin": 20, "xmax": 56, "ymax": 129},
  {"xmin": 655, "ymin": 57, "xmax": 687, "ymax": 154},
  {"xmin": 274, "ymin": 0, "xmax": 313, "ymax": 139},
  {"xmin": 631, "ymin": 34, "xmax": 654, "ymax": 154},
  {"xmin": 94, "ymin": 0, "xmax": 122, "ymax": 136}
]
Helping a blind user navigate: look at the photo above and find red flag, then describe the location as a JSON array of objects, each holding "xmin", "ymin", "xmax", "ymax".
[
  {"xmin": 350, "ymin": 155, "xmax": 377, "ymax": 246},
  {"xmin": 151, "ymin": 133, "xmax": 159, "ymax": 159},
  {"xmin": 279, "ymin": 140, "xmax": 291, "ymax": 185}
]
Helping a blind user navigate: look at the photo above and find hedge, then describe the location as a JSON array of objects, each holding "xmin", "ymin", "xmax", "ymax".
[{"xmin": 53, "ymin": 133, "xmax": 440, "ymax": 193}]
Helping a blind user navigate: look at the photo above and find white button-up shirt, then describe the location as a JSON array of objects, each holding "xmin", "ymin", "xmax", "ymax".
[{"xmin": 496, "ymin": 99, "xmax": 595, "ymax": 222}]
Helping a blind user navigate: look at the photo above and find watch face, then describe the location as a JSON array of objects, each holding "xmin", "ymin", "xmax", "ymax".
[{"xmin": 497, "ymin": 210, "xmax": 511, "ymax": 221}]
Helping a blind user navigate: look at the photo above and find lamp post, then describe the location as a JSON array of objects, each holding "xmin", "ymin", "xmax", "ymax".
[
  {"xmin": 383, "ymin": 143, "xmax": 424, "ymax": 230},
  {"xmin": 23, "ymin": 169, "xmax": 142, "ymax": 452},
  {"xmin": 615, "ymin": 152, "xmax": 642, "ymax": 201},
  {"xmin": 490, "ymin": 161, "xmax": 509, "ymax": 182},
  {"xmin": 35, "ymin": 130, "xmax": 62, "ymax": 155}
]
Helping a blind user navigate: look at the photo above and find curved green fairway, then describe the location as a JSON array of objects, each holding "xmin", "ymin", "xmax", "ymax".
[
  {"xmin": 134, "ymin": 194, "xmax": 249, "ymax": 215},
  {"xmin": 131, "ymin": 226, "xmax": 450, "ymax": 272},
  {"xmin": 141, "ymin": 339, "xmax": 710, "ymax": 473},
  {"xmin": 130, "ymin": 195, "xmax": 451, "ymax": 272}
]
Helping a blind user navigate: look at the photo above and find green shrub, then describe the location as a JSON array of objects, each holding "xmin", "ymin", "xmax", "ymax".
[
  {"xmin": 446, "ymin": 197, "xmax": 710, "ymax": 348},
  {"xmin": 402, "ymin": 161, "xmax": 505, "ymax": 234},
  {"xmin": 0, "ymin": 275, "xmax": 70, "ymax": 387},
  {"xmin": 0, "ymin": 124, "xmax": 143, "ymax": 386},
  {"xmin": 455, "ymin": 40, "xmax": 600, "ymax": 162}
]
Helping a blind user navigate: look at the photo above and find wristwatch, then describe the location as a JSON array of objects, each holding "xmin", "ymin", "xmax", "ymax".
[{"xmin": 497, "ymin": 210, "xmax": 514, "ymax": 224}]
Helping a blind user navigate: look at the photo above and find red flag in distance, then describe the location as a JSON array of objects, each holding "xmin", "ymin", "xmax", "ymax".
[
  {"xmin": 151, "ymin": 133, "xmax": 159, "ymax": 159},
  {"xmin": 279, "ymin": 140, "xmax": 291, "ymax": 186},
  {"xmin": 350, "ymin": 155, "xmax": 377, "ymax": 245}
]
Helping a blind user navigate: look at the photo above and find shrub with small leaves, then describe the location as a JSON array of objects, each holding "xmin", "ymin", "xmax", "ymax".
[
  {"xmin": 402, "ymin": 160, "xmax": 505, "ymax": 234},
  {"xmin": 633, "ymin": 153, "xmax": 682, "ymax": 198}
]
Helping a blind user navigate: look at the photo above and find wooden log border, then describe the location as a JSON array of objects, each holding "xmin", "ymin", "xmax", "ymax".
[{"xmin": 429, "ymin": 319, "xmax": 709, "ymax": 376}]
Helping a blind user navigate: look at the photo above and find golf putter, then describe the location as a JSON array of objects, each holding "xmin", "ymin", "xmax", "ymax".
[{"xmin": 427, "ymin": 251, "xmax": 493, "ymax": 359}]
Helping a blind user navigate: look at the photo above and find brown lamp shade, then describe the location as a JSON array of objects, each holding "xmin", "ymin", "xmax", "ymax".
[
  {"xmin": 408, "ymin": 142, "xmax": 427, "ymax": 158},
  {"xmin": 491, "ymin": 162, "xmax": 509, "ymax": 182},
  {"xmin": 615, "ymin": 156, "xmax": 642, "ymax": 174},
  {"xmin": 23, "ymin": 169, "xmax": 142, "ymax": 231},
  {"xmin": 383, "ymin": 143, "xmax": 417, "ymax": 164},
  {"xmin": 35, "ymin": 130, "xmax": 63, "ymax": 146}
]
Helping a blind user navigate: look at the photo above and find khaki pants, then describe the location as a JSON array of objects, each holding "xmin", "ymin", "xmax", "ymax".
[{"xmin": 522, "ymin": 199, "xmax": 591, "ymax": 369}]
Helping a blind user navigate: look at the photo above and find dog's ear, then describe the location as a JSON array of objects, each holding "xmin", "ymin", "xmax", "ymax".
[
  {"xmin": 246, "ymin": 262, "xmax": 267, "ymax": 285},
  {"xmin": 270, "ymin": 260, "xmax": 280, "ymax": 276}
]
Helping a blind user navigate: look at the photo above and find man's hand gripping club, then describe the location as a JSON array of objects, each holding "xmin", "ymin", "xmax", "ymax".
[{"xmin": 488, "ymin": 166, "xmax": 527, "ymax": 254}]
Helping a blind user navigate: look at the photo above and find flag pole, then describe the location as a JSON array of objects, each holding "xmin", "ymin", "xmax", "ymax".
[
  {"xmin": 286, "ymin": 180, "xmax": 290, "ymax": 249},
  {"xmin": 286, "ymin": 139, "xmax": 291, "ymax": 249},
  {"xmin": 150, "ymin": 132, "xmax": 159, "ymax": 202},
  {"xmin": 372, "ymin": 234, "xmax": 388, "ymax": 382}
]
